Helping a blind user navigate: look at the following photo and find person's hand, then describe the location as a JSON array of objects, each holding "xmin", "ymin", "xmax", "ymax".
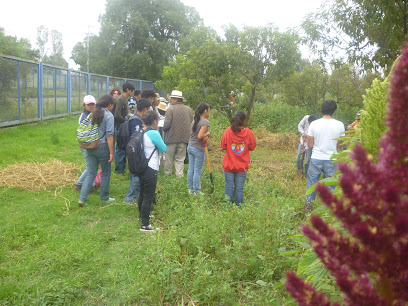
[
  {"xmin": 108, "ymin": 153, "xmax": 114, "ymax": 163},
  {"xmin": 203, "ymin": 132, "xmax": 210, "ymax": 141},
  {"xmin": 302, "ymin": 133, "xmax": 307, "ymax": 138},
  {"xmin": 301, "ymin": 148, "xmax": 307, "ymax": 154}
]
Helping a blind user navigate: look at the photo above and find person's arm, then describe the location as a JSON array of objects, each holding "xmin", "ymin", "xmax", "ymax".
[
  {"xmin": 163, "ymin": 108, "xmax": 172, "ymax": 132},
  {"xmin": 115, "ymin": 98, "xmax": 127, "ymax": 123},
  {"xmin": 221, "ymin": 130, "xmax": 228, "ymax": 150},
  {"xmin": 248, "ymin": 129, "xmax": 257, "ymax": 151},
  {"xmin": 107, "ymin": 135, "xmax": 114, "ymax": 162},
  {"xmin": 298, "ymin": 116, "xmax": 307, "ymax": 136},
  {"xmin": 197, "ymin": 125, "xmax": 210, "ymax": 140},
  {"xmin": 147, "ymin": 130, "xmax": 167, "ymax": 152},
  {"xmin": 307, "ymin": 136, "xmax": 314, "ymax": 149}
]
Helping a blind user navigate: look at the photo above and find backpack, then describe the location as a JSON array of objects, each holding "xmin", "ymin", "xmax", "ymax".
[
  {"xmin": 116, "ymin": 114, "xmax": 141, "ymax": 150},
  {"xmin": 126, "ymin": 129, "xmax": 156, "ymax": 175},
  {"xmin": 77, "ymin": 114, "xmax": 103, "ymax": 149}
]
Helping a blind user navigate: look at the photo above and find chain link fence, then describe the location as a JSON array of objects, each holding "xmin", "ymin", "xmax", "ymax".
[{"xmin": 0, "ymin": 54, "xmax": 157, "ymax": 127}]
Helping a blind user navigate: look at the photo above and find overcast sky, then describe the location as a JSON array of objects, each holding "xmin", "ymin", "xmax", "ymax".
[{"xmin": 1, "ymin": 0, "xmax": 324, "ymax": 68}]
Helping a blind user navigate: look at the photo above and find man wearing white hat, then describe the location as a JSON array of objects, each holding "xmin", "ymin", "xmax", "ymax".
[{"xmin": 163, "ymin": 90, "xmax": 193, "ymax": 177}]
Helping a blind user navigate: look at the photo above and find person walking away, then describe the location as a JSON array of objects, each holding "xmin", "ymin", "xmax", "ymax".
[
  {"xmin": 124, "ymin": 98, "xmax": 152, "ymax": 203},
  {"xmin": 74, "ymin": 95, "xmax": 97, "ymax": 192},
  {"xmin": 305, "ymin": 100, "xmax": 345, "ymax": 209},
  {"xmin": 78, "ymin": 94, "xmax": 115, "ymax": 207},
  {"xmin": 138, "ymin": 110, "xmax": 167, "ymax": 232},
  {"xmin": 296, "ymin": 114, "xmax": 310, "ymax": 176},
  {"xmin": 163, "ymin": 90, "xmax": 193, "ymax": 177},
  {"xmin": 221, "ymin": 111, "xmax": 256, "ymax": 207},
  {"xmin": 187, "ymin": 103, "xmax": 210, "ymax": 195},
  {"xmin": 114, "ymin": 81, "xmax": 135, "ymax": 177},
  {"xmin": 300, "ymin": 115, "xmax": 318, "ymax": 178}
]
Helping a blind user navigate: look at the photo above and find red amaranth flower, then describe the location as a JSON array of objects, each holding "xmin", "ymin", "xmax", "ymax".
[{"xmin": 286, "ymin": 40, "xmax": 408, "ymax": 304}]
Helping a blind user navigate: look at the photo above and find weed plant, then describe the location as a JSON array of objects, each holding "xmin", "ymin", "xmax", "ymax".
[{"xmin": 0, "ymin": 115, "xmax": 310, "ymax": 304}]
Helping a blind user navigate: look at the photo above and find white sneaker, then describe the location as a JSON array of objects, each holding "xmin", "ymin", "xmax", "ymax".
[
  {"xmin": 140, "ymin": 224, "xmax": 158, "ymax": 232},
  {"xmin": 188, "ymin": 189, "xmax": 194, "ymax": 195}
]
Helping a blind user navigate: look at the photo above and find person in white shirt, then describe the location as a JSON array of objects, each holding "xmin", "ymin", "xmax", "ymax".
[
  {"xmin": 305, "ymin": 100, "xmax": 345, "ymax": 208},
  {"xmin": 296, "ymin": 115, "xmax": 310, "ymax": 176},
  {"xmin": 298, "ymin": 115, "xmax": 317, "ymax": 177}
]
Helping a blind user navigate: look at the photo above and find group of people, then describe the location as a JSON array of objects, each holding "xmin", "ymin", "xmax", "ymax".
[
  {"xmin": 295, "ymin": 100, "xmax": 346, "ymax": 209},
  {"xmin": 75, "ymin": 82, "xmax": 257, "ymax": 232}
]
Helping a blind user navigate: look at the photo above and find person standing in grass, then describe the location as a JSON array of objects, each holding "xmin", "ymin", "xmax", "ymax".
[
  {"xmin": 74, "ymin": 95, "xmax": 97, "ymax": 192},
  {"xmin": 221, "ymin": 111, "xmax": 256, "ymax": 207},
  {"xmin": 305, "ymin": 100, "xmax": 345, "ymax": 209},
  {"xmin": 114, "ymin": 81, "xmax": 135, "ymax": 177},
  {"xmin": 163, "ymin": 90, "xmax": 193, "ymax": 177},
  {"xmin": 78, "ymin": 95, "xmax": 115, "ymax": 207},
  {"xmin": 138, "ymin": 110, "xmax": 167, "ymax": 232},
  {"xmin": 187, "ymin": 103, "xmax": 210, "ymax": 195}
]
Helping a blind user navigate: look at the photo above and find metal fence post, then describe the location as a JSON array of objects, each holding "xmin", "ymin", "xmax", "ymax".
[
  {"xmin": 139, "ymin": 80, "xmax": 142, "ymax": 90},
  {"xmin": 87, "ymin": 73, "xmax": 91, "ymax": 95},
  {"xmin": 106, "ymin": 76, "xmax": 109, "ymax": 94},
  {"xmin": 54, "ymin": 67, "xmax": 57, "ymax": 115},
  {"xmin": 67, "ymin": 69, "xmax": 71, "ymax": 113},
  {"xmin": 38, "ymin": 62, "xmax": 43, "ymax": 120},
  {"xmin": 17, "ymin": 60, "xmax": 21, "ymax": 121}
]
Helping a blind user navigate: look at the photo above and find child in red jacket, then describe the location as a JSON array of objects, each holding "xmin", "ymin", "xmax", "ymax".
[{"xmin": 221, "ymin": 111, "xmax": 256, "ymax": 206}]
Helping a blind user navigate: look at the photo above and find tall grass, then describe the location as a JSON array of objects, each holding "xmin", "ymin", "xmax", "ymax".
[{"xmin": 0, "ymin": 115, "xmax": 309, "ymax": 304}]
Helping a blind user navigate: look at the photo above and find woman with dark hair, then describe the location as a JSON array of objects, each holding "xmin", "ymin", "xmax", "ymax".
[
  {"xmin": 221, "ymin": 111, "xmax": 256, "ymax": 207},
  {"xmin": 138, "ymin": 110, "xmax": 167, "ymax": 232},
  {"xmin": 109, "ymin": 88, "xmax": 121, "ymax": 100},
  {"xmin": 78, "ymin": 94, "xmax": 115, "ymax": 207},
  {"xmin": 187, "ymin": 102, "xmax": 210, "ymax": 194}
]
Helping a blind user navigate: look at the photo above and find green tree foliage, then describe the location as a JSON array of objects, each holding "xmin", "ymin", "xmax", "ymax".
[
  {"xmin": 224, "ymin": 25, "xmax": 301, "ymax": 119},
  {"xmin": 71, "ymin": 0, "xmax": 202, "ymax": 80},
  {"xmin": 156, "ymin": 40, "xmax": 242, "ymax": 110},
  {"xmin": 360, "ymin": 78, "xmax": 389, "ymax": 157},
  {"xmin": 0, "ymin": 28, "xmax": 38, "ymax": 60},
  {"xmin": 280, "ymin": 62, "xmax": 328, "ymax": 113},
  {"xmin": 301, "ymin": 0, "xmax": 408, "ymax": 71}
]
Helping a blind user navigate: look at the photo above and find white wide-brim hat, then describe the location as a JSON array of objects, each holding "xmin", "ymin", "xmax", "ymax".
[
  {"xmin": 169, "ymin": 90, "xmax": 183, "ymax": 99},
  {"xmin": 158, "ymin": 101, "xmax": 168, "ymax": 111}
]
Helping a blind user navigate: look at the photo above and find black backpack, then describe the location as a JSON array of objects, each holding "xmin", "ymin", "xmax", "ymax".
[
  {"xmin": 117, "ymin": 114, "xmax": 141, "ymax": 150},
  {"xmin": 126, "ymin": 129, "xmax": 156, "ymax": 175}
]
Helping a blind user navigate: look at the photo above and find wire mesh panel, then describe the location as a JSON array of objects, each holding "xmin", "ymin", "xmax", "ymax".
[
  {"xmin": 20, "ymin": 62, "xmax": 39, "ymax": 120},
  {"xmin": 70, "ymin": 71, "xmax": 88, "ymax": 113},
  {"xmin": 42, "ymin": 65, "xmax": 57, "ymax": 117},
  {"xmin": 90, "ymin": 75, "xmax": 105, "ymax": 101},
  {"xmin": 108, "ymin": 77, "xmax": 124, "ymax": 94},
  {"xmin": 0, "ymin": 57, "xmax": 19, "ymax": 122},
  {"xmin": 141, "ymin": 81, "xmax": 153, "ymax": 90}
]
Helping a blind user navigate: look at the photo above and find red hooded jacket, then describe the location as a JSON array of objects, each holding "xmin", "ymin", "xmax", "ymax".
[{"xmin": 221, "ymin": 126, "xmax": 256, "ymax": 172}]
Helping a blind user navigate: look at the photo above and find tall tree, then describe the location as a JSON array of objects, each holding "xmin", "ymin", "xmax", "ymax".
[
  {"xmin": 36, "ymin": 26, "xmax": 68, "ymax": 68},
  {"xmin": 0, "ymin": 28, "xmax": 38, "ymax": 60},
  {"xmin": 224, "ymin": 25, "xmax": 301, "ymax": 119},
  {"xmin": 71, "ymin": 0, "xmax": 202, "ymax": 80},
  {"xmin": 301, "ymin": 0, "xmax": 408, "ymax": 71}
]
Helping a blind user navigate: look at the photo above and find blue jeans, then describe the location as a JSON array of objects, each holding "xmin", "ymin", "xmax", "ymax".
[
  {"xmin": 79, "ymin": 143, "xmax": 112, "ymax": 202},
  {"xmin": 124, "ymin": 173, "xmax": 140, "ymax": 202},
  {"xmin": 296, "ymin": 144, "xmax": 312, "ymax": 175},
  {"xmin": 76, "ymin": 148, "xmax": 95, "ymax": 187},
  {"xmin": 305, "ymin": 158, "xmax": 337, "ymax": 208},
  {"xmin": 224, "ymin": 171, "xmax": 247, "ymax": 206},
  {"xmin": 114, "ymin": 128, "xmax": 126, "ymax": 174},
  {"xmin": 187, "ymin": 145, "xmax": 205, "ymax": 193}
]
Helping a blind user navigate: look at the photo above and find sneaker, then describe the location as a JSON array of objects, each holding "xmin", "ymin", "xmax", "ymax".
[
  {"xmin": 194, "ymin": 191, "xmax": 204, "ymax": 196},
  {"xmin": 73, "ymin": 185, "xmax": 81, "ymax": 192},
  {"xmin": 78, "ymin": 201, "xmax": 88, "ymax": 207},
  {"xmin": 102, "ymin": 197, "xmax": 116, "ymax": 203},
  {"xmin": 140, "ymin": 224, "xmax": 157, "ymax": 232},
  {"xmin": 188, "ymin": 189, "xmax": 194, "ymax": 195}
]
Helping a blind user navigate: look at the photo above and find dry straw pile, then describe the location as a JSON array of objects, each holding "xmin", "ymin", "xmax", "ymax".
[
  {"xmin": 0, "ymin": 159, "xmax": 79, "ymax": 191},
  {"xmin": 255, "ymin": 129, "xmax": 299, "ymax": 151}
]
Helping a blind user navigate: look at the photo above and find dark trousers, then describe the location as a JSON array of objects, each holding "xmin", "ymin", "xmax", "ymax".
[{"xmin": 138, "ymin": 167, "xmax": 158, "ymax": 226}]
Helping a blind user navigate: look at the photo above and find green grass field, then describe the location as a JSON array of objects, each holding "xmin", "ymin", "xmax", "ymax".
[{"xmin": 0, "ymin": 115, "xmax": 310, "ymax": 304}]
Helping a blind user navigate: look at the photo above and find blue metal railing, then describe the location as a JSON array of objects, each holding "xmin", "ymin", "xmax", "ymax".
[{"xmin": 0, "ymin": 54, "xmax": 157, "ymax": 127}]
